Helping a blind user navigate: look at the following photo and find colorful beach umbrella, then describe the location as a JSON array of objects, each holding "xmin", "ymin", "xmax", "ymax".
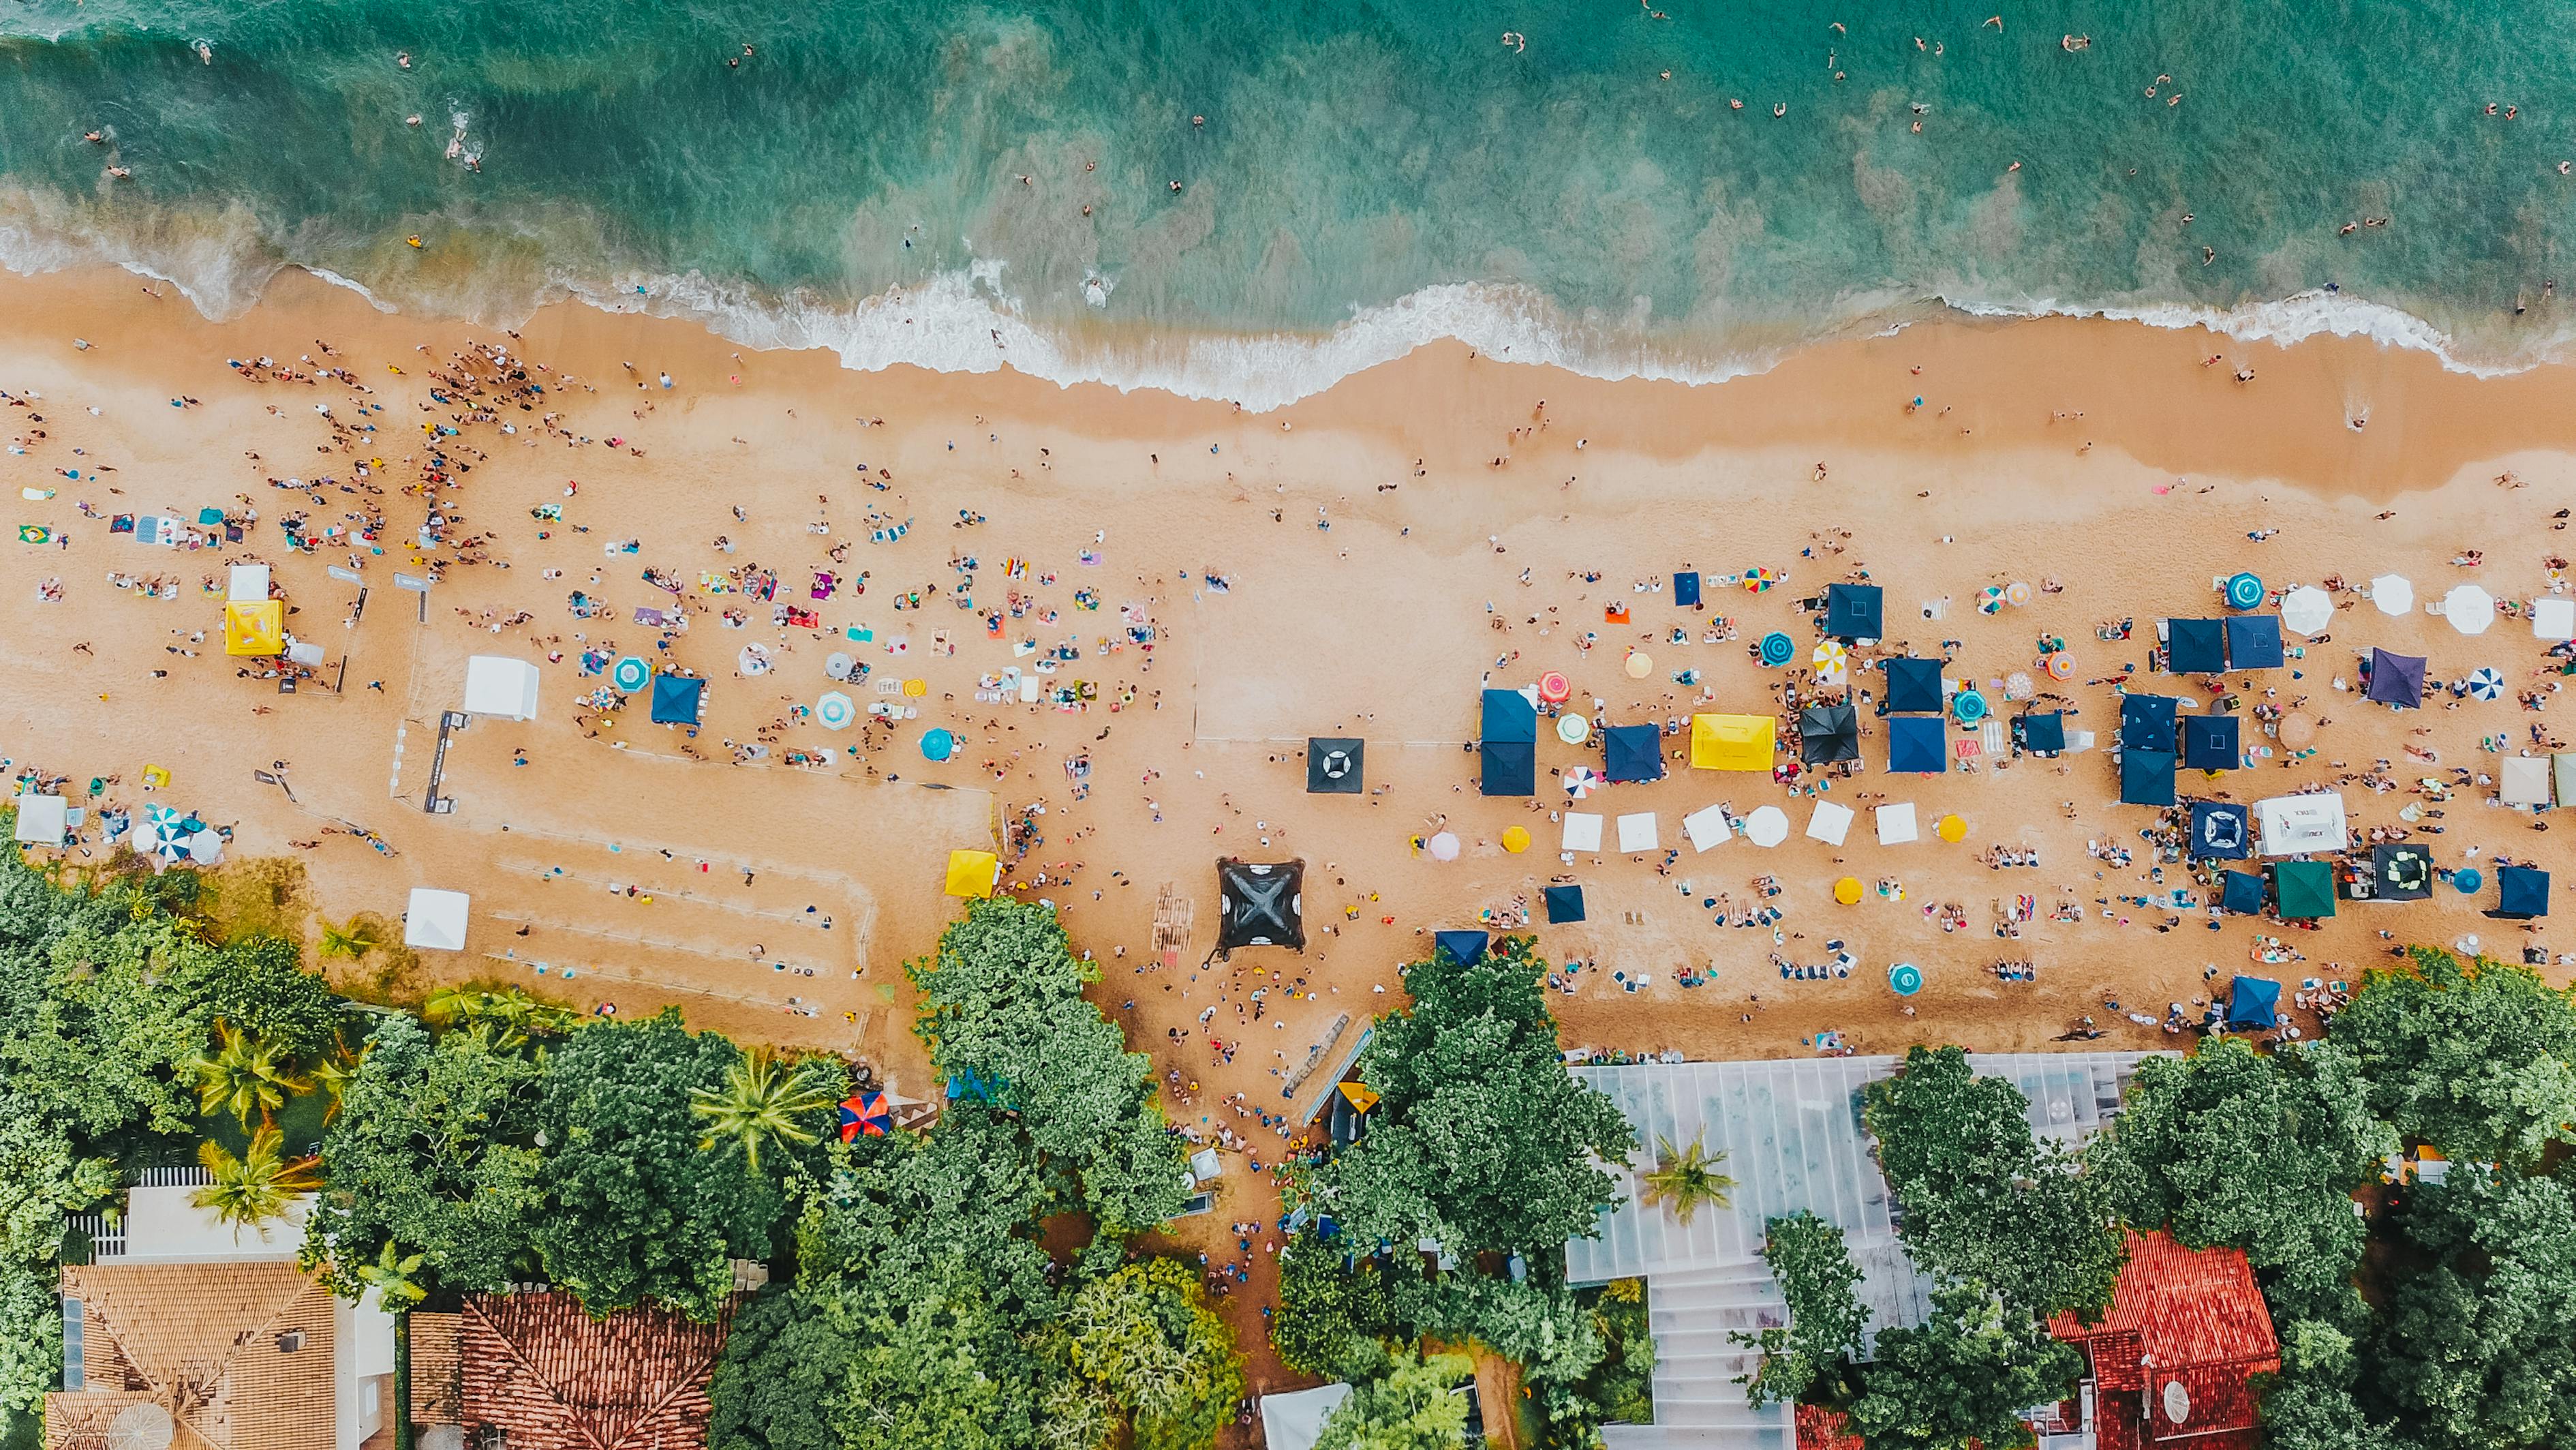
[
  {"xmin": 2004, "ymin": 671, "xmax": 2034, "ymax": 700},
  {"xmin": 1537, "ymin": 671, "xmax": 1572, "ymax": 704},
  {"xmin": 2466, "ymin": 667, "xmax": 2504, "ymax": 701},
  {"xmin": 1623, "ymin": 650, "xmax": 1654, "ymax": 679},
  {"xmin": 920, "ymin": 727, "xmax": 955, "ymax": 761},
  {"xmin": 1888, "ymin": 963, "xmax": 1925, "ymax": 996},
  {"xmin": 2046, "ymin": 651, "xmax": 2077, "ymax": 680},
  {"xmin": 1833, "ymin": 877, "xmax": 1864, "ymax": 905},
  {"xmin": 2225, "ymin": 572, "xmax": 2267, "ymax": 610},
  {"xmin": 1758, "ymin": 631, "xmax": 1796, "ymax": 667},
  {"xmin": 838, "ymin": 1092, "xmax": 893, "ymax": 1141},
  {"xmin": 1976, "ymin": 586, "xmax": 2006, "ymax": 616},
  {"xmin": 1743, "ymin": 567, "xmax": 1779, "ymax": 592},
  {"xmin": 2005, "ymin": 581, "xmax": 2034, "ymax": 607},
  {"xmin": 1561, "ymin": 766, "xmax": 1603, "ymax": 799},
  {"xmin": 1501, "ymin": 826, "xmax": 1531, "ymax": 854},
  {"xmin": 1556, "ymin": 712, "xmax": 1591, "ymax": 744},
  {"xmin": 1811, "ymin": 640, "xmax": 1849, "ymax": 686},
  {"xmin": 816, "ymin": 691, "xmax": 855, "ymax": 729},
  {"xmin": 609, "ymin": 654, "xmax": 651, "ymax": 693}
]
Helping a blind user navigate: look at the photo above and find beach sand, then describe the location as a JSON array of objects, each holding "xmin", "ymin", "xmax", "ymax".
[{"xmin": 5, "ymin": 263, "xmax": 2575, "ymax": 1388}]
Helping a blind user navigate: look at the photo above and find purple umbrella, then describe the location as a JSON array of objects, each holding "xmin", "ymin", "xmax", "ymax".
[{"xmin": 2364, "ymin": 648, "xmax": 2425, "ymax": 709}]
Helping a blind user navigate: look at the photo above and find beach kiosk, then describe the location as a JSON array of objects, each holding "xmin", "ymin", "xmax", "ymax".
[
  {"xmin": 2220, "ymin": 871, "xmax": 2266, "ymax": 915},
  {"xmin": 2501, "ymin": 755, "xmax": 2551, "ymax": 809},
  {"xmin": 2165, "ymin": 619, "xmax": 2226, "ymax": 674},
  {"xmin": 2226, "ymin": 614, "xmax": 2285, "ymax": 669},
  {"xmin": 2121, "ymin": 695, "xmax": 2179, "ymax": 753},
  {"xmin": 1601, "ymin": 724, "xmax": 1664, "ymax": 783},
  {"xmin": 1882, "ymin": 657, "xmax": 1944, "ymax": 714},
  {"xmin": 403, "ymin": 888, "xmax": 471, "ymax": 952},
  {"xmin": 222, "ymin": 600, "xmax": 285, "ymax": 656},
  {"xmin": 2120, "ymin": 749, "xmax": 2177, "ymax": 806},
  {"xmin": 2273, "ymin": 861, "xmax": 2337, "ymax": 920},
  {"xmin": 1434, "ymin": 929, "xmax": 1490, "ymax": 966},
  {"xmin": 2181, "ymin": 714, "xmax": 2241, "ymax": 771},
  {"xmin": 1689, "ymin": 714, "xmax": 1775, "ymax": 772},
  {"xmin": 1886, "ymin": 716, "xmax": 1946, "ymax": 774},
  {"xmin": 2189, "ymin": 802, "xmax": 2252, "ymax": 859},
  {"xmin": 2492, "ymin": 866, "xmax": 2551, "ymax": 920},
  {"xmin": 2364, "ymin": 649, "xmax": 2426, "ymax": 708},
  {"xmin": 650, "ymin": 674, "xmax": 705, "ymax": 725},
  {"xmin": 1216, "ymin": 858, "xmax": 1304, "ymax": 952},
  {"xmin": 463, "ymin": 655, "xmax": 542, "ymax": 721},
  {"xmin": 2226, "ymin": 976, "xmax": 2282, "ymax": 1029},
  {"xmin": 11, "ymin": 793, "xmax": 67, "ymax": 847}
]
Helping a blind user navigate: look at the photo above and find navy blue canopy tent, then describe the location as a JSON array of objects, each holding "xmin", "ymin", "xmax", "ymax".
[
  {"xmin": 2494, "ymin": 866, "xmax": 2552, "ymax": 920},
  {"xmin": 1480, "ymin": 688, "xmax": 1537, "ymax": 796},
  {"xmin": 2121, "ymin": 694, "xmax": 2179, "ymax": 753},
  {"xmin": 2181, "ymin": 714, "xmax": 2241, "ymax": 770},
  {"xmin": 1824, "ymin": 583, "xmax": 1884, "ymax": 641},
  {"xmin": 649, "ymin": 674, "xmax": 704, "ymax": 725},
  {"xmin": 1882, "ymin": 657, "xmax": 1945, "ymax": 714},
  {"xmin": 2365, "ymin": 648, "xmax": 2426, "ymax": 708},
  {"xmin": 2227, "ymin": 975, "xmax": 2282, "ymax": 1029},
  {"xmin": 1544, "ymin": 884, "xmax": 1586, "ymax": 924},
  {"xmin": 1433, "ymin": 929, "xmax": 1490, "ymax": 966},
  {"xmin": 1887, "ymin": 715, "xmax": 1947, "ymax": 774},
  {"xmin": 2166, "ymin": 618, "xmax": 2226, "ymax": 674},
  {"xmin": 2190, "ymin": 802, "xmax": 2252, "ymax": 860},
  {"xmin": 1307, "ymin": 738, "xmax": 1365, "ymax": 794},
  {"xmin": 1674, "ymin": 571, "xmax": 1702, "ymax": 607},
  {"xmin": 2226, "ymin": 614, "xmax": 2285, "ymax": 669},
  {"xmin": 2014, "ymin": 711, "xmax": 2067, "ymax": 753},
  {"xmin": 1799, "ymin": 703, "xmax": 1861, "ymax": 764},
  {"xmin": 2220, "ymin": 870, "xmax": 2267, "ymax": 914},
  {"xmin": 2121, "ymin": 748, "xmax": 2177, "ymax": 806},
  {"xmin": 1602, "ymin": 724, "xmax": 1665, "ymax": 783}
]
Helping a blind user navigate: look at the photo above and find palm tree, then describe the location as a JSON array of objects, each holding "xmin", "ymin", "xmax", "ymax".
[
  {"xmin": 690, "ymin": 1048, "xmax": 844, "ymax": 1171},
  {"xmin": 307, "ymin": 1046, "xmax": 356, "ymax": 1124},
  {"xmin": 355, "ymin": 1240, "xmax": 429, "ymax": 1308},
  {"xmin": 191, "ymin": 1128, "xmax": 323, "ymax": 1228},
  {"xmin": 317, "ymin": 916, "xmax": 381, "ymax": 961},
  {"xmin": 190, "ymin": 1021, "xmax": 313, "ymax": 1129},
  {"xmin": 1639, "ymin": 1135, "xmax": 1736, "ymax": 1227}
]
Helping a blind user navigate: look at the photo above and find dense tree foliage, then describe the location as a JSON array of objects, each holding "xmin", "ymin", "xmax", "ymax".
[
  {"xmin": 1308, "ymin": 935, "xmax": 1635, "ymax": 1259},
  {"xmin": 2370, "ymin": 1168, "xmax": 2576, "ymax": 1450},
  {"xmin": 1741, "ymin": 1211, "xmax": 1869, "ymax": 1407},
  {"xmin": 0, "ymin": 1094, "xmax": 113, "ymax": 1412},
  {"xmin": 2331, "ymin": 947, "xmax": 2576, "ymax": 1169},
  {"xmin": 1274, "ymin": 1232, "xmax": 1400, "ymax": 1378},
  {"xmin": 1863, "ymin": 1046, "xmax": 2125, "ymax": 1321},
  {"xmin": 1067, "ymin": 1256, "xmax": 1244, "ymax": 1450},
  {"xmin": 1843, "ymin": 1280, "xmax": 2084, "ymax": 1450},
  {"xmin": 1313, "ymin": 1349, "xmax": 1474, "ymax": 1450}
]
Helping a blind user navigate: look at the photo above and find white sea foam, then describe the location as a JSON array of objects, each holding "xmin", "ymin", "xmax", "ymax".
[{"xmin": 1944, "ymin": 288, "xmax": 2541, "ymax": 380}]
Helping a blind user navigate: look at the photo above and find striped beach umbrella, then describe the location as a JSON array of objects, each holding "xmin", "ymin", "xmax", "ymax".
[
  {"xmin": 1561, "ymin": 766, "xmax": 1603, "ymax": 799},
  {"xmin": 1888, "ymin": 963, "xmax": 1924, "ymax": 995},
  {"xmin": 2465, "ymin": 667, "xmax": 2504, "ymax": 701},
  {"xmin": 1758, "ymin": 631, "xmax": 1796, "ymax": 667},
  {"xmin": 1811, "ymin": 639, "xmax": 1849, "ymax": 686},
  {"xmin": 610, "ymin": 654, "xmax": 651, "ymax": 692},
  {"xmin": 816, "ymin": 691, "xmax": 855, "ymax": 729},
  {"xmin": 2225, "ymin": 572, "xmax": 2266, "ymax": 610}
]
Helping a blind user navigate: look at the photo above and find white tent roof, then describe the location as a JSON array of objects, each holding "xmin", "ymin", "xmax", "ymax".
[
  {"xmin": 1875, "ymin": 802, "xmax": 1918, "ymax": 846},
  {"xmin": 2256, "ymin": 793, "xmax": 2348, "ymax": 856},
  {"xmin": 1259, "ymin": 1383, "xmax": 1353, "ymax": 1450},
  {"xmin": 1561, "ymin": 813, "xmax": 1604, "ymax": 853},
  {"xmin": 2534, "ymin": 597, "xmax": 2576, "ymax": 643},
  {"xmin": 226, "ymin": 563, "xmax": 271, "ymax": 602},
  {"xmin": 1807, "ymin": 800, "xmax": 1854, "ymax": 846},
  {"xmin": 1681, "ymin": 804, "xmax": 1732, "ymax": 852},
  {"xmin": 403, "ymin": 888, "xmax": 472, "ymax": 952},
  {"xmin": 12, "ymin": 793, "xmax": 67, "ymax": 845},
  {"xmin": 463, "ymin": 654, "xmax": 542, "ymax": 721},
  {"xmin": 2501, "ymin": 755, "xmax": 2552, "ymax": 809},
  {"xmin": 1616, "ymin": 812, "xmax": 1659, "ymax": 853}
]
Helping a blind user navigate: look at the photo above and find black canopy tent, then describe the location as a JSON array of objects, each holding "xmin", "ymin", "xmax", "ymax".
[
  {"xmin": 1216, "ymin": 858, "xmax": 1305, "ymax": 952},
  {"xmin": 1799, "ymin": 703, "xmax": 1861, "ymax": 764},
  {"xmin": 1306, "ymin": 737, "xmax": 1364, "ymax": 794}
]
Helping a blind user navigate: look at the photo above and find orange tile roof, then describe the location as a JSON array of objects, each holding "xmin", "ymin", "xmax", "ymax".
[
  {"xmin": 47, "ymin": 1263, "xmax": 337, "ymax": 1450},
  {"xmin": 2049, "ymin": 1230, "xmax": 2280, "ymax": 1445},
  {"xmin": 454, "ymin": 1291, "xmax": 737, "ymax": 1450}
]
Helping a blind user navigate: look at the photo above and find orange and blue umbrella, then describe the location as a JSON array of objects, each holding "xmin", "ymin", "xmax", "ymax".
[{"xmin": 838, "ymin": 1092, "xmax": 892, "ymax": 1141}]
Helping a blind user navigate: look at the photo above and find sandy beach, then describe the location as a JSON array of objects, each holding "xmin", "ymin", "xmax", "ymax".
[{"xmin": 7, "ymin": 262, "xmax": 2576, "ymax": 1386}]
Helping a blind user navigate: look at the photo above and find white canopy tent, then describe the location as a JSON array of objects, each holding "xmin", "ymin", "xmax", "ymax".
[
  {"xmin": 2501, "ymin": 755, "xmax": 2553, "ymax": 809},
  {"xmin": 226, "ymin": 563, "xmax": 271, "ymax": 602},
  {"xmin": 403, "ymin": 888, "xmax": 472, "ymax": 952},
  {"xmin": 12, "ymin": 793, "xmax": 67, "ymax": 846},
  {"xmin": 1681, "ymin": 804, "xmax": 1732, "ymax": 852},
  {"xmin": 2256, "ymin": 793, "xmax": 2349, "ymax": 856},
  {"xmin": 1805, "ymin": 800, "xmax": 1854, "ymax": 846},
  {"xmin": 463, "ymin": 655, "xmax": 542, "ymax": 721},
  {"xmin": 1561, "ymin": 813, "xmax": 1604, "ymax": 854},
  {"xmin": 1875, "ymin": 802, "xmax": 1919, "ymax": 847},
  {"xmin": 2534, "ymin": 597, "xmax": 2576, "ymax": 643},
  {"xmin": 1616, "ymin": 812, "xmax": 1659, "ymax": 853},
  {"xmin": 1259, "ymin": 1383, "xmax": 1354, "ymax": 1450}
]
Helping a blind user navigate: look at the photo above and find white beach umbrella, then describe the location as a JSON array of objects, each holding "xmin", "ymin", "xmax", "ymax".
[
  {"xmin": 1426, "ymin": 831, "xmax": 1460, "ymax": 861},
  {"xmin": 2368, "ymin": 574, "xmax": 2414, "ymax": 616},
  {"xmin": 2280, "ymin": 586, "xmax": 2334, "ymax": 636},
  {"xmin": 1743, "ymin": 805, "xmax": 1790, "ymax": 847},
  {"xmin": 2441, "ymin": 584, "xmax": 2496, "ymax": 635}
]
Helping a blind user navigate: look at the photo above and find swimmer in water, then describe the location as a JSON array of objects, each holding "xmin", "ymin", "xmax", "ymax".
[
  {"xmin": 107, "ymin": 166, "xmax": 130, "ymax": 179},
  {"xmin": 194, "ymin": 40, "xmax": 212, "ymax": 63},
  {"xmin": 1773, "ymin": 102, "xmax": 1788, "ymax": 117},
  {"xmin": 82, "ymin": 130, "xmax": 103, "ymax": 143},
  {"xmin": 395, "ymin": 50, "xmax": 411, "ymax": 69},
  {"xmin": 2203, "ymin": 246, "xmax": 2216, "ymax": 266},
  {"xmin": 1730, "ymin": 98, "xmax": 1744, "ymax": 110}
]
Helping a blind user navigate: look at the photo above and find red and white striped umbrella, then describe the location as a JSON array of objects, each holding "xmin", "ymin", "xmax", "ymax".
[{"xmin": 1561, "ymin": 766, "xmax": 1604, "ymax": 799}]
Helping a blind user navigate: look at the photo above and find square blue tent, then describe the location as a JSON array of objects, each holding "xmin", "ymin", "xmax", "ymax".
[
  {"xmin": 1480, "ymin": 740, "xmax": 1535, "ymax": 796},
  {"xmin": 1481, "ymin": 688, "xmax": 1537, "ymax": 743},
  {"xmin": 1433, "ymin": 929, "xmax": 1489, "ymax": 965},
  {"xmin": 2365, "ymin": 648, "xmax": 2426, "ymax": 709},
  {"xmin": 1602, "ymin": 724, "xmax": 1665, "ymax": 783},
  {"xmin": 2120, "ymin": 748, "xmax": 2177, "ymax": 806},
  {"xmin": 1544, "ymin": 884, "xmax": 1586, "ymax": 924},
  {"xmin": 1824, "ymin": 583, "xmax": 1884, "ymax": 641},
  {"xmin": 2495, "ymin": 866, "xmax": 2551, "ymax": 920},
  {"xmin": 2166, "ymin": 618, "xmax": 2226, "ymax": 674},
  {"xmin": 1674, "ymin": 571, "xmax": 1702, "ymax": 607},
  {"xmin": 2121, "ymin": 694, "xmax": 2179, "ymax": 753},
  {"xmin": 1887, "ymin": 715, "xmax": 1947, "ymax": 774},
  {"xmin": 2226, "ymin": 975, "xmax": 2282, "ymax": 1029},
  {"xmin": 2181, "ymin": 714, "xmax": 2241, "ymax": 770},
  {"xmin": 2014, "ymin": 711, "xmax": 2066, "ymax": 753},
  {"xmin": 2190, "ymin": 802, "xmax": 2252, "ymax": 859},
  {"xmin": 1882, "ymin": 657, "xmax": 1945, "ymax": 714},
  {"xmin": 2226, "ymin": 614, "xmax": 2285, "ymax": 669},
  {"xmin": 2220, "ymin": 870, "xmax": 2267, "ymax": 913},
  {"xmin": 649, "ymin": 674, "xmax": 704, "ymax": 725}
]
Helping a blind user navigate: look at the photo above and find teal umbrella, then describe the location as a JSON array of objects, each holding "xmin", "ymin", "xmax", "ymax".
[
  {"xmin": 1758, "ymin": 631, "xmax": 1796, "ymax": 667},
  {"xmin": 2225, "ymin": 572, "xmax": 2265, "ymax": 610},
  {"xmin": 1952, "ymin": 688, "xmax": 1989, "ymax": 724},
  {"xmin": 610, "ymin": 654, "xmax": 652, "ymax": 693},
  {"xmin": 1888, "ymin": 963, "xmax": 1924, "ymax": 995}
]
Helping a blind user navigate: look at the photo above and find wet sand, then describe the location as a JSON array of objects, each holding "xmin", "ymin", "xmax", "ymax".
[{"xmin": 5, "ymin": 263, "xmax": 2575, "ymax": 1388}]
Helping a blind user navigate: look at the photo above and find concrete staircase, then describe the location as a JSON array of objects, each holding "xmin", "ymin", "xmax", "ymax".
[{"xmin": 1600, "ymin": 1263, "xmax": 1796, "ymax": 1450}]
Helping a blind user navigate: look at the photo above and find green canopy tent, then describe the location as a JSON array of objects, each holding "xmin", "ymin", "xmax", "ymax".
[{"xmin": 2273, "ymin": 859, "xmax": 2337, "ymax": 920}]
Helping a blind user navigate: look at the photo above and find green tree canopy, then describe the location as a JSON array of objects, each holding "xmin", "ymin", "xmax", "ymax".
[
  {"xmin": 1313, "ymin": 1349, "xmax": 1473, "ymax": 1450},
  {"xmin": 1740, "ymin": 1211, "xmax": 1869, "ymax": 1407},
  {"xmin": 1275, "ymin": 1231, "xmax": 1399, "ymax": 1379},
  {"xmin": 302, "ymin": 1014, "xmax": 545, "ymax": 1300},
  {"xmin": 530, "ymin": 1010, "xmax": 784, "ymax": 1320},
  {"xmin": 2329, "ymin": 948, "xmax": 2576, "ymax": 1169},
  {"xmin": 2367, "ymin": 1167, "xmax": 2576, "ymax": 1450},
  {"xmin": 1309, "ymin": 935, "xmax": 1636, "ymax": 1258},
  {"xmin": 1066, "ymin": 1256, "xmax": 1244, "ymax": 1450},
  {"xmin": 1843, "ymin": 1279, "xmax": 2085, "ymax": 1450},
  {"xmin": 0, "ymin": 1094, "xmax": 113, "ymax": 1413},
  {"xmin": 1863, "ymin": 1046, "xmax": 2126, "ymax": 1321}
]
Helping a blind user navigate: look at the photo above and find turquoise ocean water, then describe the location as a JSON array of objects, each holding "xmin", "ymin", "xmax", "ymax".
[{"xmin": 0, "ymin": 0, "xmax": 2571, "ymax": 404}]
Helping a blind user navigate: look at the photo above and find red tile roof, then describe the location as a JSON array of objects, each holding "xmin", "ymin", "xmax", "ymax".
[
  {"xmin": 2049, "ymin": 1230, "xmax": 2280, "ymax": 1445},
  {"xmin": 1795, "ymin": 1404, "xmax": 1867, "ymax": 1450},
  {"xmin": 450, "ymin": 1291, "xmax": 737, "ymax": 1450}
]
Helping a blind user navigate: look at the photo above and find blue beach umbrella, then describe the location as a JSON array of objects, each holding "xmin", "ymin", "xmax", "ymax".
[
  {"xmin": 920, "ymin": 728, "xmax": 955, "ymax": 761},
  {"xmin": 610, "ymin": 654, "xmax": 651, "ymax": 693},
  {"xmin": 1888, "ymin": 963, "xmax": 1924, "ymax": 996},
  {"xmin": 1758, "ymin": 631, "xmax": 1796, "ymax": 667},
  {"xmin": 2454, "ymin": 867, "xmax": 2484, "ymax": 894},
  {"xmin": 1951, "ymin": 687, "xmax": 1989, "ymax": 724},
  {"xmin": 2225, "ymin": 572, "xmax": 2266, "ymax": 610}
]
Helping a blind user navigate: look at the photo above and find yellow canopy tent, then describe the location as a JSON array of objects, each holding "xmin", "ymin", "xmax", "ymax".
[
  {"xmin": 943, "ymin": 849, "xmax": 1001, "ymax": 898},
  {"xmin": 1337, "ymin": 1081, "xmax": 1381, "ymax": 1115},
  {"xmin": 1690, "ymin": 713, "xmax": 1776, "ymax": 772},
  {"xmin": 222, "ymin": 600, "xmax": 284, "ymax": 656}
]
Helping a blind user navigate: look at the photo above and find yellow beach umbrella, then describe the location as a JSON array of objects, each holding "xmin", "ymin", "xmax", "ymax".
[
  {"xmin": 1624, "ymin": 650, "xmax": 1654, "ymax": 679},
  {"xmin": 221, "ymin": 599, "xmax": 284, "ymax": 656},
  {"xmin": 1833, "ymin": 877, "xmax": 1865, "ymax": 905},
  {"xmin": 902, "ymin": 678, "xmax": 929, "ymax": 697},
  {"xmin": 1935, "ymin": 814, "xmax": 1966, "ymax": 843},
  {"xmin": 1501, "ymin": 826, "xmax": 1531, "ymax": 854}
]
